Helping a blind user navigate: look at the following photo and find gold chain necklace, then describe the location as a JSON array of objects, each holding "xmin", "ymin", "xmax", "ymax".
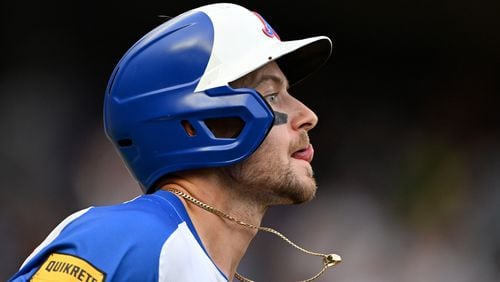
[{"xmin": 165, "ymin": 187, "xmax": 341, "ymax": 282}]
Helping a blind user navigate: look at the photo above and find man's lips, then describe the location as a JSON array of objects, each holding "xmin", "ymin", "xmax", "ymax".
[{"xmin": 291, "ymin": 144, "xmax": 314, "ymax": 163}]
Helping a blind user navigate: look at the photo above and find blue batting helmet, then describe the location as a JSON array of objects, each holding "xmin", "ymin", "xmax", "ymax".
[{"xmin": 104, "ymin": 3, "xmax": 332, "ymax": 193}]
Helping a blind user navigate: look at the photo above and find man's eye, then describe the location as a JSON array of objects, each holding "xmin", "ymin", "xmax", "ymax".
[{"xmin": 265, "ymin": 93, "xmax": 278, "ymax": 103}]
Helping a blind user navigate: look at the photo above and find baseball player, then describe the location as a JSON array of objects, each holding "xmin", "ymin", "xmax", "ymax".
[{"xmin": 9, "ymin": 3, "xmax": 340, "ymax": 282}]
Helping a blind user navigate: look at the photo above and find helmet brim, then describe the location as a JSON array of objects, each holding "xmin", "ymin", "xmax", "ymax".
[
  {"xmin": 195, "ymin": 36, "xmax": 332, "ymax": 92},
  {"xmin": 276, "ymin": 36, "xmax": 333, "ymax": 86}
]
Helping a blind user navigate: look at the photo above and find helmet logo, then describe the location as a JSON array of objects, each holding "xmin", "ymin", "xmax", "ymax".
[{"xmin": 253, "ymin": 12, "xmax": 281, "ymax": 40}]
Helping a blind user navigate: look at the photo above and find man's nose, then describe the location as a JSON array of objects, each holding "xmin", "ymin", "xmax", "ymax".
[{"xmin": 289, "ymin": 97, "xmax": 318, "ymax": 132}]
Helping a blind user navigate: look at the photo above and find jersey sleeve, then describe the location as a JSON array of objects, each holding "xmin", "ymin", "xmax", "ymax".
[{"xmin": 9, "ymin": 197, "xmax": 180, "ymax": 282}]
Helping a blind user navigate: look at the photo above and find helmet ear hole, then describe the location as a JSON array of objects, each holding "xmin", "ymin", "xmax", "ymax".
[
  {"xmin": 181, "ymin": 120, "xmax": 197, "ymax": 137},
  {"xmin": 117, "ymin": 139, "xmax": 133, "ymax": 147},
  {"xmin": 204, "ymin": 117, "xmax": 245, "ymax": 139}
]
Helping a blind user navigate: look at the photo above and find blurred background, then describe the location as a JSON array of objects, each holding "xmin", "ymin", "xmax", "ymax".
[{"xmin": 1, "ymin": 0, "xmax": 499, "ymax": 281}]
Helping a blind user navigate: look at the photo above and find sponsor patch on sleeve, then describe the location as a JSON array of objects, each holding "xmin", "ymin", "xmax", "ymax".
[{"xmin": 31, "ymin": 253, "xmax": 105, "ymax": 282}]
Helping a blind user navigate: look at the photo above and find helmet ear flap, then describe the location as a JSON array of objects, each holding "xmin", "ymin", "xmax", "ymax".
[{"xmin": 107, "ymin": 85, "xmax": 275, "ymax": 193}]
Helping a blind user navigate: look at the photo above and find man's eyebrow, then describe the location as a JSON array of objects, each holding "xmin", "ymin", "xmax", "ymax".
[{"xmin": 253, "ymin": 74, "xmax": 290, "ymax": 90}]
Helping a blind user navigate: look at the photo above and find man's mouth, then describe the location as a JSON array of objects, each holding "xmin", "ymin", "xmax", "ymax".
[{"xmin": 291, "ymin": 144, "xmax": 314, "ymax": 163}]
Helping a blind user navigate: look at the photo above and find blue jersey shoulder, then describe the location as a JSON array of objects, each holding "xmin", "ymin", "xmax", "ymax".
[{"xmin": 10, "ymin": 190, "xmax": 191, "ymax": 281}]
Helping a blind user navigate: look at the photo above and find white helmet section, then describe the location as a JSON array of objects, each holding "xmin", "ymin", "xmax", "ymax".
[{"xmin": 193, "ymin": 3, "xmax": 332, "ymax": 92}]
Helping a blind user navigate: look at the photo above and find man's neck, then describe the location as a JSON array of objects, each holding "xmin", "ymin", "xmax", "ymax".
[{"xmin": 159, "ymin": 172, "xmax": 267, "ymax": 280}]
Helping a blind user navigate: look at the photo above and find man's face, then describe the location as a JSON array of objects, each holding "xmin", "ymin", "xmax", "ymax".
[{"xmin": 223, "ymin": 61, "xmax": 319, "ymax": 205}]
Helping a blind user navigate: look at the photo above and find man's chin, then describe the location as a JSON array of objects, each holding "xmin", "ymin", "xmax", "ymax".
[
  {"xmin": 282, "ymin": 179, "xmax": 318, "ymax": 205},
  {"xmin": 299, "ymin": 184, "xmax": 318, "ymax": 204}
]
